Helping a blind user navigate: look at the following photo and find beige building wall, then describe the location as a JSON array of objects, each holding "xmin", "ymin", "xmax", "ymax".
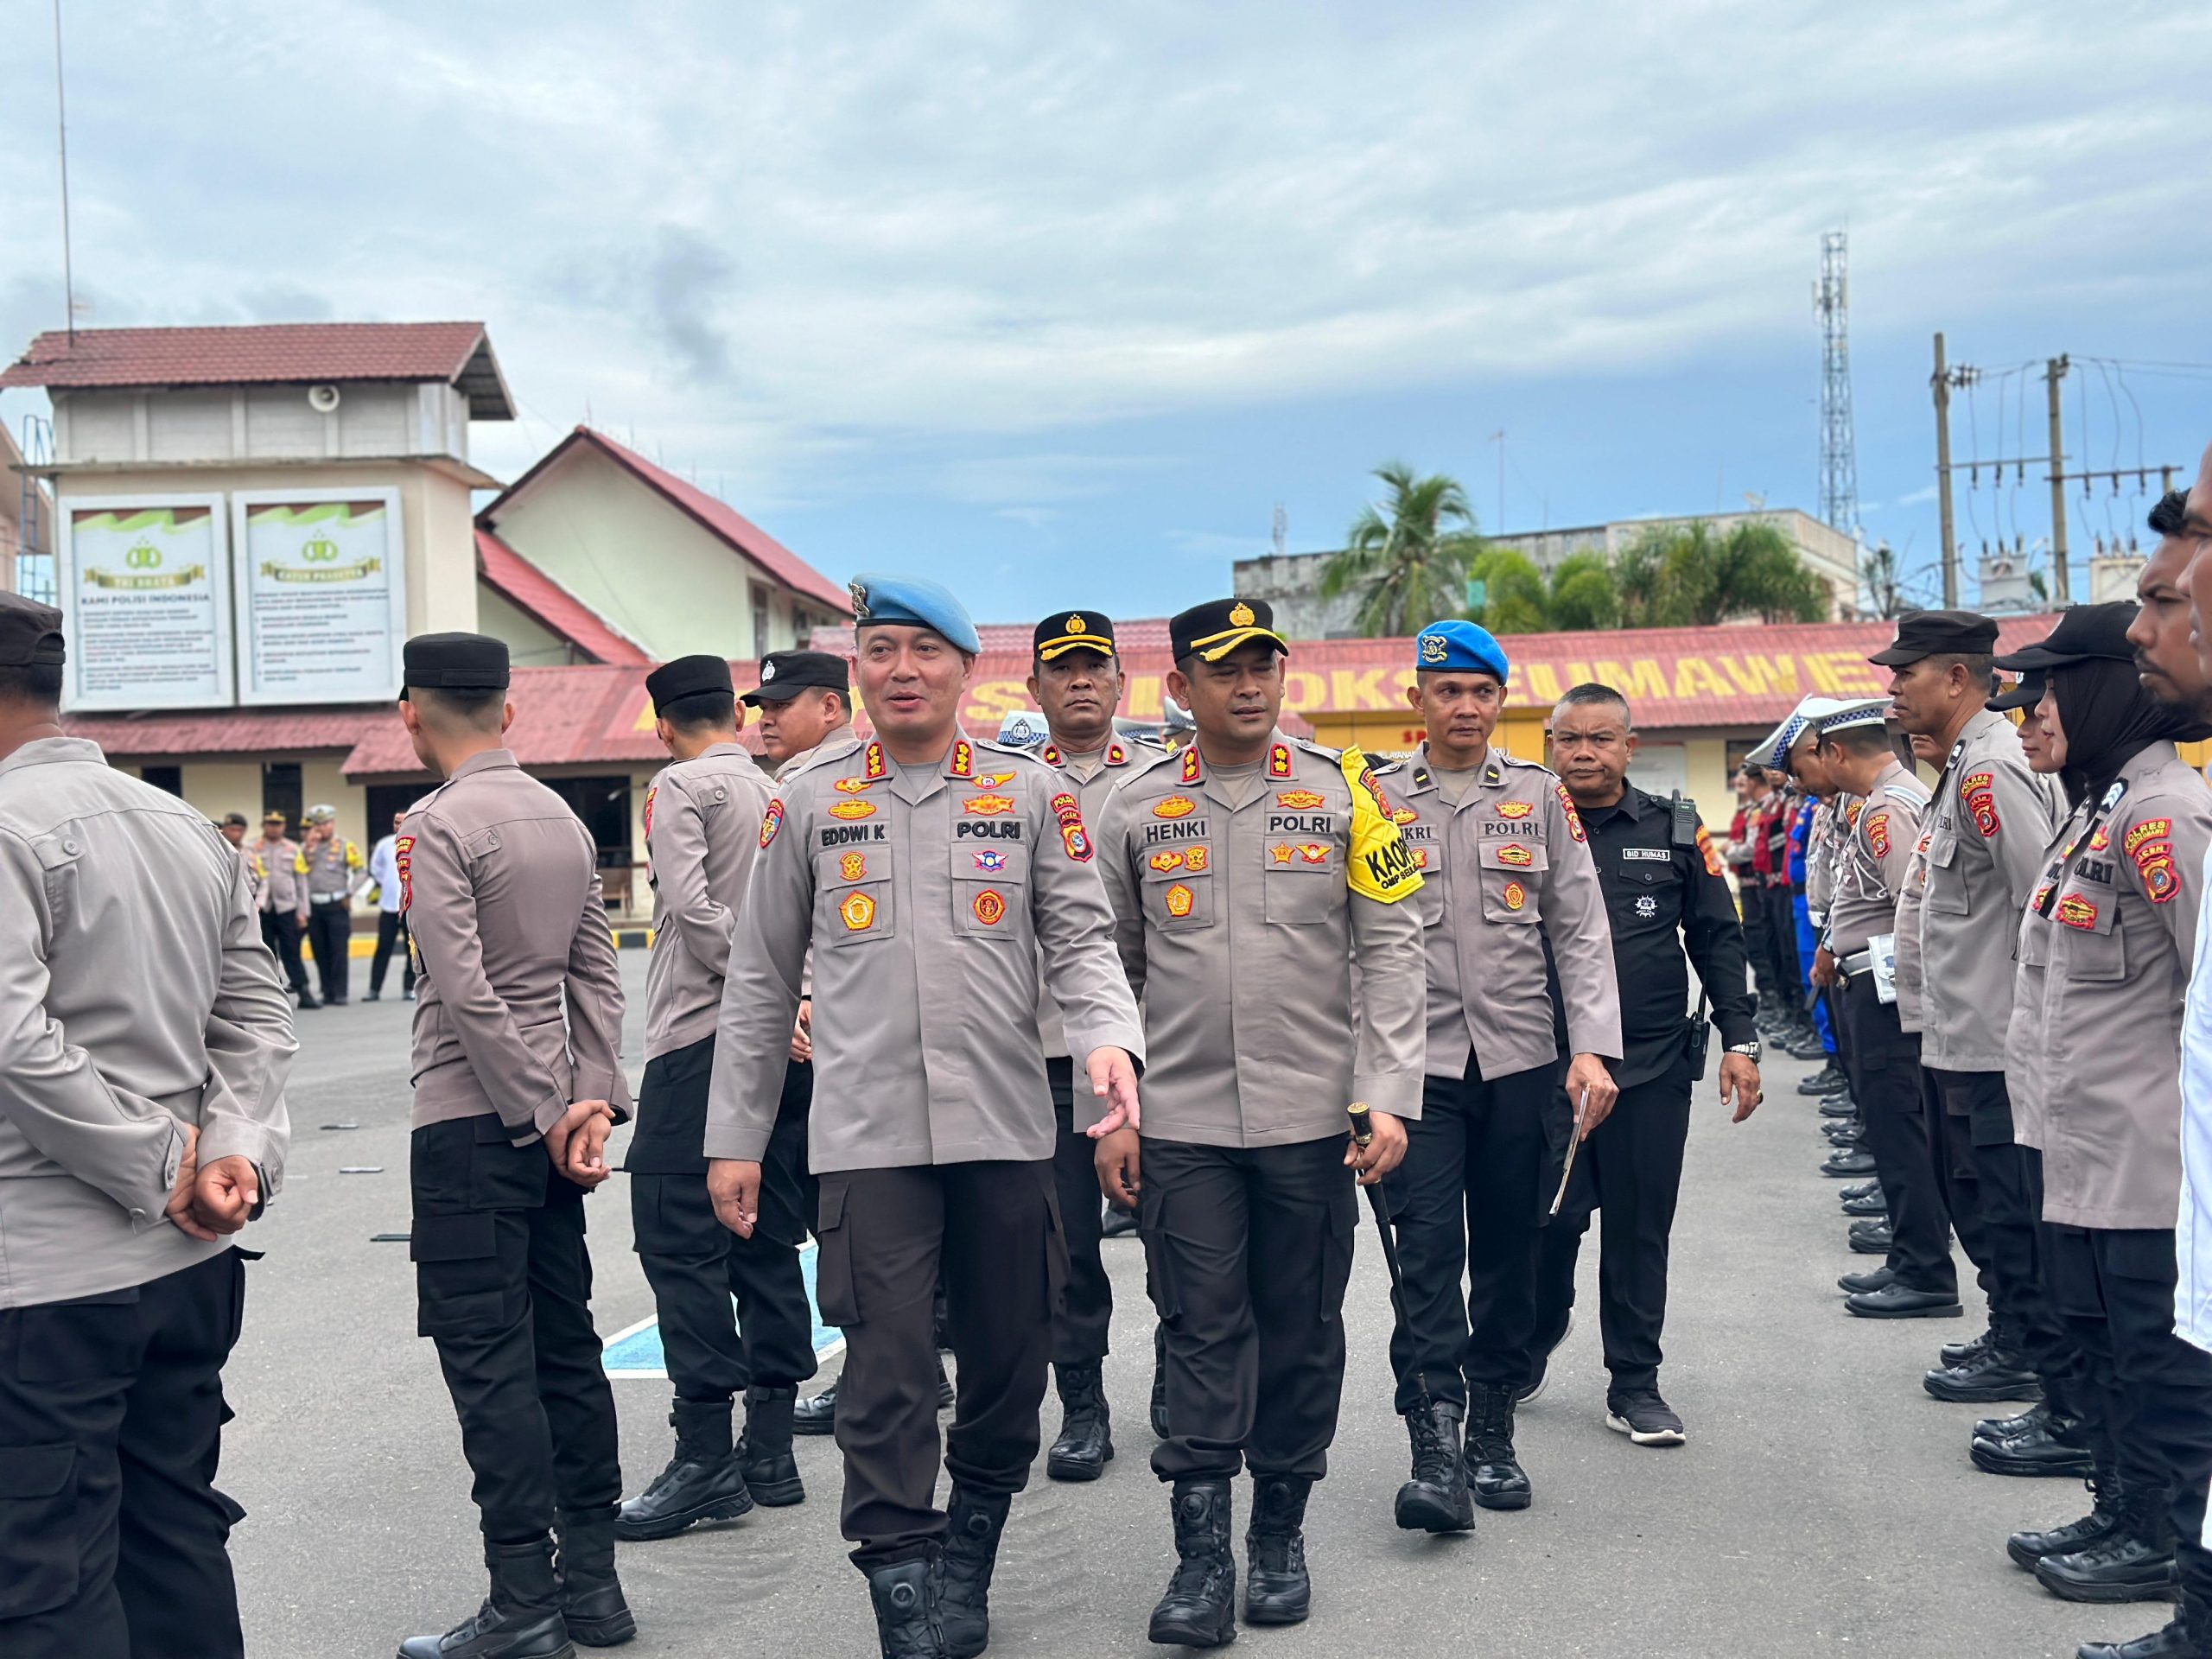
[
  {"xmin": 477, "ymin": 582, "xmax": 572, "ymax": 667},
  {"xmin": 48, "ymin": 461, "xmax": 479, "ymax": 639},
  {"xmin": 178, "ymin": 760, "xmax": 265, "ymax": 824},
  {"xmin": 492, "ymin": 446, "xmax": 791, "ymax": 661}
]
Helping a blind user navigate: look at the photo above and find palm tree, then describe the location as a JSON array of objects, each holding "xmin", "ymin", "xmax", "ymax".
[
  {"xmin": 1320, "ymin": 464, "xmax": 1485, "ymax": 637},
  {"xmin": 1615, "ymin": 520, "xmax": 1828, "ymax": 627},
  {"xmin": 1544, "ymin": 550, "xmax": 1621, "ymax": 631}
]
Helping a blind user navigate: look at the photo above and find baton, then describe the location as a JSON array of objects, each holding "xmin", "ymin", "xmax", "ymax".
[
  {"xmin": 1348, "ymin": 1105, "xmax": 1438, "ymax": 1418},
  {"xmin": 1548, "ymin": 1087, "xmax": 1590, "ymax": 1218}
]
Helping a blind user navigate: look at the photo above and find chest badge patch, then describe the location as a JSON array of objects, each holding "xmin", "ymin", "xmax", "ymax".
[
  {"xmin": 971, "ymin": 888, "xmax": 1007, "ymax": 926},
  {"xmin": 2056, "ymin": 893, "xmax": 2097, "ymax": 930},
  {"xmin": 834, "ymin": 776, "xmax": 876, "ymax": 795},
  {"xmin": 1496, "ymin": 842, "xmax": 1534, "ymax": 868},
  {"xmin": 1390, "ymin": 804, "xmax": 1418, "ymax": 826},
  {"xmin": 1184, "ymin": 846, "xmax": 1210, "ymax": 872},
  {"xmin": 973, "ymin": 849, "xmax": 1008, "ymax": 874},
  {"xmin": 840, "ymin": 852, "xmax": 868, "ymax": 881},
  {"xmin": 963, "ymin": 794, "xmax": 1015, "ymax": 816},
  {"xmin": 1276, "ymin": 790, "xmax": 1325, "ymax": 810},
  {"xmin": 1149, "ymin": 850, "xmax": 1185, "ymax": 873},
  {"xmin": 1496, "ymin": 800, "xmax": 1535, "ymax": 820},
  {"xmin": 1154, "ymin": 795, "xmax": 1198, "ymax": 819},
  {"xmin": 1502, "ymin": 880, "xmax": 1528, "ymax": 911},
  {"xmin": 829, "ymin": 800, "xmax": 877, "ymax": 821},
  {"xmin": 1299, "ymin": 842, "xmax": 1330, "ymax": 865},
  {"xmin": 1636, "ymin": 893, "xmax": 1658, "ymax": 918},
  {"xmin": 1269, "ymin": 842, "xmax": 1295, "ymax": 865},
  {"xmin": 840, "ymin": 891, "xmax": 877, "ymax": 931},
  {"xmin": 1164, "ymin": 882, "xmax": 1195, "ymax": 918}
]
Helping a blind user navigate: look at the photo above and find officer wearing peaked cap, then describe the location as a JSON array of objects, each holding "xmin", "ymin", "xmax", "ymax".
[
  {"xmin": 706, "ymin": 574, "xmax": 1143, "ymax": 1659},
  {"xmin": 392, "ymin": 632, "xmax": 638, "ymax": 1658},
  {"xmin": 1022, "ymin": 607, "xmax": 1166, "ymax": 1484},
  {"xmin": 1873, "ymin": 611, "xmax": 2064, "ymax": 1357},
  {"xmin": 1365, "ymin": 620, "xmax": 1619, "ymax": 1528},
  {"xmin": 1090, "ymin": 595, "xmax": 1427, "ymax": 1646},
  {"xmin": 616, "ymin": 654, "xmax": 813, "ymax": 1542},
  {"xmin": 297, "ymin": 804, "xmax": 366, "ymax": 1006}
]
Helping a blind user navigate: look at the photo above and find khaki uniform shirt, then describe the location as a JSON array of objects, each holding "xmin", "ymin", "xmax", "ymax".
[
  {"xmin": 2015, "ymin": 744, "xmax": 2209, "ymax": 1230},
  {"xmin": 0, "ymin": 739, "xmax": 296, "ymax": 1306},
  {"xmin": 642, "ymin": 741, "xmax": 772, "ymax": 1061},
  {"xmin": 303, "ymin": 835, "xmax": 365, "ymax": 902},
  {"xmin": 1826, "ymin": 764, "xmax": 1929, "ymax": 956},
  {"xmin": 402, "ymin": 749, "xmax": 632, "ymax": 1138},
  {"xmin": 238, "ymin": 843, "xmax": 268, "ymax": 906},
  {"xmin": 1916, "ymin": 708, "xmax": 2064, "ymax": 1073},
  {"xmin": 1804, "ymin": 798, "xmax": 1847, "ymax": 913},
  {"xmin": 706, "ymin": 731, "xmax": 1144, "ymax": 1172},
  {"xmin": 1035, "ymin": 736, "xmax": 1163, "ymax": 1061},
  {"xmin": 1371, "ymin": 744, "xmax": 1621, "ymax": 1081},
  {"xmin": 1091, "ymin": 734, "xmax": 1427, "ymax": 1144},
  {"xmin": 2005, "ymin": 804, "xmax": 2075, "ymax": 1154},
  {"xmin": 257, "ymin": 836, "xmax": 306, "ymax": 913}
]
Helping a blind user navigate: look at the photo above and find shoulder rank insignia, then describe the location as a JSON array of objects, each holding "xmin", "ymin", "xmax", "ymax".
[
  {"xmin": 393, "ymin": 835, "xmax": 414, "ymax": 911},
  {"xmin": 1040, "ymin": 743, "xmax": 1063, "ymax": 767},
  {"xmin": 1554, "ymin": 782, "xmax": 1586, "ymax": 842},
  {"xmin": 1180, "ymin": 747, "xmax": 1202, "ymax": 784},
  {"xmin": 1107, "ymin": 741, "xmax": 1128, "ymax": 765},
  {"xmin": 1268, "ymin": 743, "xmax": 1294, "ymax": 778},
  {"xmin": 643, "ymin": 785, "xmax": 658, "ymax": 837},
  {"xmin": 950, "ymin": 739, "xmax": 974, "ymax": 779},
  {"xmin": 863, "ymin": 741, "xmax": 887, "ymax": 781}
]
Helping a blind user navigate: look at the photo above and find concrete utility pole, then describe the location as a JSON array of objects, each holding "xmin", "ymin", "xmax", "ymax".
[
  {"xmin": 2045, "ymin": 355, "xmax": 2070, "ymax": 605},
  {"xmin": 1932, "ymin": 334, "xmax": 1959, "ymax": 607}
]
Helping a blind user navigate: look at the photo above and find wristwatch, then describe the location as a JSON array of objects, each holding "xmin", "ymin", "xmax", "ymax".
[{"xmin": 1725, "ymin": 1039, "xmax": 1762, "ymax": 1062}]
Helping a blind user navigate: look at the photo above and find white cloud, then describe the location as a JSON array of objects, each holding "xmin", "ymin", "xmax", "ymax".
[{"xmin": 3, "ymin": 0, "xmax": 2208, "ymax": 515}]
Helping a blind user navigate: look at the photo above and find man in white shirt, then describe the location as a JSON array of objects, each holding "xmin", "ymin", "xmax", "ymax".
[{"xmin": 365, "ymin": 811, "xmax": 414, "ymax": 1001}]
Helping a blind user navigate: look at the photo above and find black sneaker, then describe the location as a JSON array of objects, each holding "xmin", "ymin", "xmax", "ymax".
[
  {"xmin": 1517, "ymin": 1310, "xmax": 1573, "ymax": 1404},
  {"xmin": 1797, "ymin": 1063, "xmax": 1847, "ymax": 1096},
  {"xmin": 1605, "ymin": 1389, "xmax": 1686, "ymax": 1447}
]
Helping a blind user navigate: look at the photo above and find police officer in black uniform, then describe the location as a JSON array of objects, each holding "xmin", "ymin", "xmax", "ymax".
[{"xmin": 1529, "ymin": 683, "xmax": 1762, "ymax": 1444}]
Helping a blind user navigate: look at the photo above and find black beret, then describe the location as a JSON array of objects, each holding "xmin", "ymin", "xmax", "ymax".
[
  {"xmin": 400, "ymin": 632, "xmax": 509, "ymax": 696},
  {"xmin": 645, "ymin": 654, "xmax": 734, "ymax": 713},
  {"xmin": 743, "ymin": 650, "xmax": 849, "ymax": 707},
  {"xmin": 0, "ymin": 593, "xmax": 65, "ymax": 669},
  {"xmin": 1868, "ymin": 608, "xmax": 2000, "ymax": 666},
  {"xmin": 1169, "ymin": 597, "xmax": 1289, "ymax": 664},
  {"xmin": 1033, "ymin": 610, "xmax": 1116, "ymax": 661}
]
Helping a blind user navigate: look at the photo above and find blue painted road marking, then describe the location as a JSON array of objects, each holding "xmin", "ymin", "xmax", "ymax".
[{"xmin": 601, "ymin": 1239, "xmax": 843, "ymax": 1378}]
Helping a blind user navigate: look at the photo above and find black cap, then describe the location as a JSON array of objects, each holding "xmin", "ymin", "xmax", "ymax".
[
  {"xmin": 645, "ymin": 654, "xmax": 733, "ymax": 713},
  {"xmin": 220, "ymin": 811, "xmax": 250, "ymax": 829},
  {"xmin": 1033, "ymin": 610, "xmax": 1116, "ymax": 662},
  {"xmin": 0, "ymin": 593, "xmax": 65, "ymax": 668},
  {"xmin": 743, "ymin": 650, "xmax": 849, "ymax": 707},
  {"xmin": 1993, "ymin": 601, "xmax": 2138, "ymax": 674},
  {"xmin": 1988, "ymin": 670, "xmax": 2047, "ymax": 713},
  {"xmin": 1168, "ymin": 597, "xmax": 1289, "ymax": 664},
  {"xmin": 401, "ymin": 632, "xmax": 509, "ymax": 698},
  {"xmin": 1868, "ymin": 608, "xmax": 2000, "ymax": 667}
]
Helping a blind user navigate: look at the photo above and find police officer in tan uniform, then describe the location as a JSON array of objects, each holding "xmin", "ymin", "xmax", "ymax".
[
  {"xmin": 392, "ymin": 632, "xmax": 636, "ymax": 1659},
  {"xmin": 1368, "ymin": 620, "xmax": 1619, "ymax": 1528},
  {"xmin": 0, "ymin": 594, "xmax": 296, "ymax": 1659},
  {"xmin": 615, "ymin": 654, "xmax": 813, "ymax": 1542},
  {"xmin": 1090, "ymin": 596, "xmax": 1427, "ymax": 1645},
  {"xmin": 705, "ymin": 575, "xmax": 1143, "ymax": 1659},
  {"xmin": 1026, "ymin": 607, "xmax": 1164, "ymax": 1482},
  {"xmin": 217, "ymin": 811, "xmax": 268, "ymax": 908},
  {"xmin": 299, "ymin": 804, "xmax": 366, "ymax": 1005},
  {"xmin": 1878, "ymin": 612, "xmax": 2065, "ymax": 1363},
  {"xmin": 255, "ymin": 809, "xmax": 316, "ymax": 1007}
]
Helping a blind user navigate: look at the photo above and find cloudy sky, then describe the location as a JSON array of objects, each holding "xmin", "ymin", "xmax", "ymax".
[{"xmin": 4, "ymin": 0, "xmax": 2208, "ymax": 623}]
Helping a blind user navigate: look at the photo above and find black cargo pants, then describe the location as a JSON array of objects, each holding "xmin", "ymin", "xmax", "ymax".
[
  {"xmin": 1838, "ymin": 974, "xmax": 1956, "ymax": 1295},
  {"xmin": 411, "ymin": 1115, "xmax": 621, "ymax": 1543},
  {"xmin": 813, "ymin": 1160, "xmax": 1063, "ymax": 1571},
  {"xmin": 1047, "ymin": 1057, "xmax": 1115, "ymax": 1369},
  {"xmin": 0, "ymin": 1250, "xmax": 249, "ymax": 1659},
  {"xmin": 628, "ymin": 1042, "xmax": 818, "ymax": 1402}
]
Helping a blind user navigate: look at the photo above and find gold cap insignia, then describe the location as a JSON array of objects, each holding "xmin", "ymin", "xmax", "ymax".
[
  {"xmin": 1066, "ymin": 614, "xmax": 1087, "ymax": 634},
  {"xmin": 1229, "ymin": 601, "xmax": 1255, "ymax": 627}
]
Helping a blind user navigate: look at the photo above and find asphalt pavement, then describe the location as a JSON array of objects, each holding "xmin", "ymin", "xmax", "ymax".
[{"xmin": 221, "ymin": 955, "xmax": 2143, "ymax": 1658}]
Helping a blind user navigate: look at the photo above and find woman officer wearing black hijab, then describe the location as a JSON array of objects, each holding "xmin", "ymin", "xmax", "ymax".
[{"xmin": 1998, "ymin": 601, "xmax": 2212, "ymax": 1659}]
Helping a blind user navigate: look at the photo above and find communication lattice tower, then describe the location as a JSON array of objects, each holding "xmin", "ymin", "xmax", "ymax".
[{"xmin": 1815, "ymin": 230, "xmax": 1859, "ymax": 537}]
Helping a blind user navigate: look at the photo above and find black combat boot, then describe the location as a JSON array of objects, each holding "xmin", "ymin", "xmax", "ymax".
[
  {"xmin": 1046, "ymin": 1362, "xmax": 1115, "ymax": 1481},
  {"xmin": 794, "ymin": 1378, "xmax": 839, "ymax": 1435},
  {"xmin": 1974, "ymin": 1399, "xmax": 2095, "ymax": 1479},
  {"xmin": 613, "ymin": 1399, "xmax": 752, "ymax": 1541},
  {"xmin": 2037, "ymin": 1486, "xmax": 2179, "ymax": 1604},
  {"xmin": 1924, "ymin": 1342, "xmax": 2043, "ymax": 1404},
  {"xmin": 1464, "ymin": 1382, "xmax": 1532, "ymax": 1511},
  {"xmin": 866, "ymin": 1555, "xmax": 946, "ymax": 1659},
  {"xmin": 555, "ymin": 1505, "xmax": 634, "ymax": 1648},
  {"xmin": 2010, "ymin": 1473, "xmax": 2127, "ymax": 1570},
  {"xmin": 1151, "ymin": 1324, "xmax": 1171, "ymax": 1440},
  {"xmin": 1395, "ymin": 1401, "xmax": 1475, "ymax": 1533},
  {"xmin": 1147, "ymin": 1478, "xmax": 1237, "ymax": 1649},
  {"xmin": 938, "ymin": 1485, "xmax": 1011, "ymax": 1659},
  {"xmin": 2077, "ymin": 1593, "xmax": 2212, "ymax": 1659},
  {"xmin": 738, "ymin": 1384, "xmax": 805, "ymax": 1506},
  {"xmin": 1244, "ymin": 1474, "xmax": 1313, "ymax": 1625},
  {"xmin": 398, "ymin": 1535, "xmax": 574, "ymax": 1659},
  {"xmin": 1796, "ymin": 1059, "xmax": 1847, "ymax": 1096}
]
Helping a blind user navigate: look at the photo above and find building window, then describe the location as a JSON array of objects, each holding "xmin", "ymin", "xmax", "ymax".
[
  {"xmin": 752, "ymin": 585, "xmax": 771, "ymax": 655},
  {"xmin": 142, "ymin": 765, "xmax": 182, "ymax": 797},
  {"xmin": 263, "ymin": 762, "xmax": 302, "ymax": 835}
]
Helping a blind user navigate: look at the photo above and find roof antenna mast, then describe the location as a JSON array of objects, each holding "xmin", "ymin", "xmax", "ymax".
[{"xmin": 54, "ymin": 0, "xmax": 77, "ymax": 342}]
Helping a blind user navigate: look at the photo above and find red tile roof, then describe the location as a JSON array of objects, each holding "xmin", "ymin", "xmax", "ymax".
[
  {"xmin": 0, "ymin": 322, "xmax": 514, "ymax": 418},
  {"xmin": 475, "ymin": 529, "xmax": 651, "ymax": 667},
  {"xmin": 483, "ymin": 428, "xmax": 853, "ymax": 617}
]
